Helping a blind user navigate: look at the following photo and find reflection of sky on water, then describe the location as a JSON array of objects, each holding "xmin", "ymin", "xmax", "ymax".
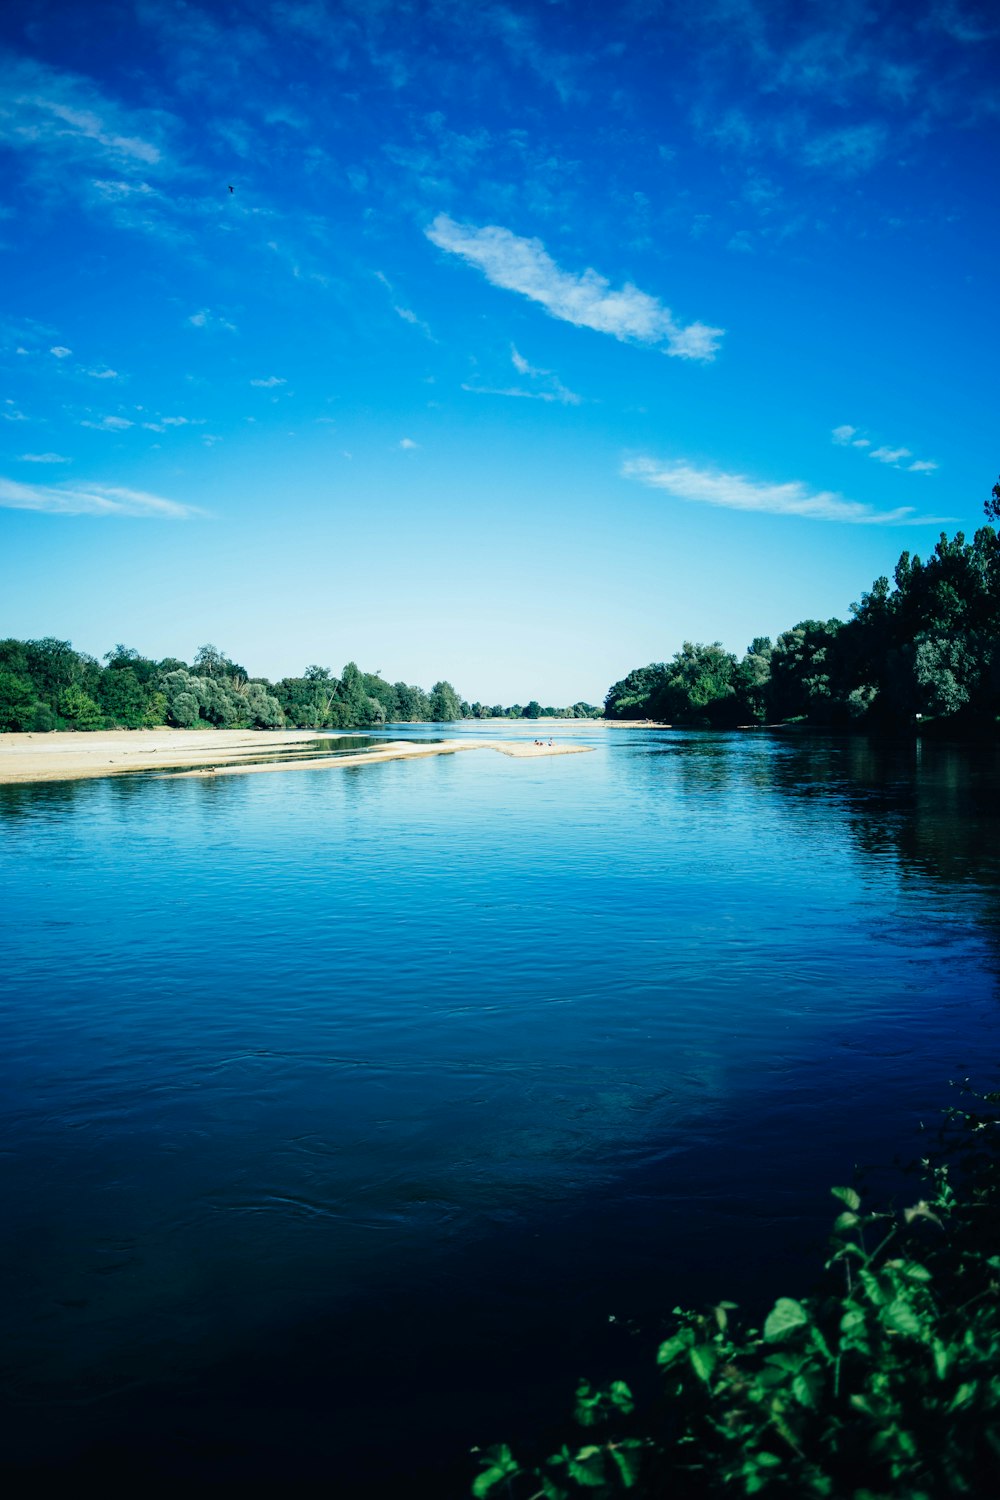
[{"xmin": 1, "ymin": 728, "xmax": 999, "ymax": 1488}]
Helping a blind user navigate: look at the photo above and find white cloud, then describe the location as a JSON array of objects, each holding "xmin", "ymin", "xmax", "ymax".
[
  {"xmin": 870, "ymin": 444, "xmax": 912, "ymax": 465},
  {"xmin": 0, "ymin": 476, "xmax": 200, "ymax": 518},
  {"xmin": 90, "ymin": 178, "xmax": 158, "ymax": 201},
  {"xmin": 426, "ymin": 214, "xmax": 724, "ymax": 361},
  {"xmin": 399, "ymin": 437, "xmax": 419, "ymax": 450},
  {"xmin": 622, "ymin": 456, "xmax": 949, "ymax": 525},
  {"xmin": 187, "ymin": 308, "xmax": 237, "ymax": 331},
  {"xmin": 833, "ymin": 424, "xmax": 935, "ymax": 472},
  {"xmin": 81, "ymin": 414, "xmax": 133, "ymax": 431},
  {"xmin": 250, "ymin": 375, "xmax": 286, "ymax": 387},
  {"xmin": 50, "ymin": 345, "xmax": 72, "ymax": 358},
  {"xmin": 2, "ymin": 403, "xmax": 28, "ymax": 421},
  {"xmin": 462, "ymin": 382, "xmax": 581, "ymax": 405},
  {"xmin": 19, "ymin": 452, "xmax": 70, "ymax": 463},
  {"xmin": 85, "ymin": 367, "xmax": 118, "ymax": 379}
]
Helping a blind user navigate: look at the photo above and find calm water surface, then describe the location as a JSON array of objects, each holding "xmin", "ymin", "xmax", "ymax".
[{"xmin": 2, "ymin": 725, "xmax": 999, "ymax": 1491}]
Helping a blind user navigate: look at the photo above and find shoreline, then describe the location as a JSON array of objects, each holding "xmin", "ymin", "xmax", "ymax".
[{"xmin": 0, "ymin": 728, "xmax": 593, "ymax": 785}]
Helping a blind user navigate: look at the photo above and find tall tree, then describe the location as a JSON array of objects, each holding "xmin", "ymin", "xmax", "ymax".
[{"xmin": 429, "ymin": 680, "xmax": 463, "ymax": 721}]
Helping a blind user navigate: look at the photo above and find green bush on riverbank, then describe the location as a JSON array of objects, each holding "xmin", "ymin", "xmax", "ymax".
[{"xmin": 472, "ymin": 1087, "xmax": 1000, "ymax": 1498}]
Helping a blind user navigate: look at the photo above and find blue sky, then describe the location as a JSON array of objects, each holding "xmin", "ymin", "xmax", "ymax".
[{"xmin": 1, "ymin": 0, "xmax": 997, "ymax": 703}]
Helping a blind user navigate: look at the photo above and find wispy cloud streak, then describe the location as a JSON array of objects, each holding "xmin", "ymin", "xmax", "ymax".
[
  {"xmin": 0, "ymin": 476, "xmax": 201, "ymax": 518},
  {"xmin": 0, "ymin": 54, "xmax": 168, "ymax": 172},
  {"xmin": 464, "ymin": 344, "xmax": 582, "ymax": 404},
  {"xmin": 426, "ymin": 215, "xmax": 724, "ymax": 360},
  {"xmin": 623, "ymin": 457, "xmax": 950, "ymax": 525}
]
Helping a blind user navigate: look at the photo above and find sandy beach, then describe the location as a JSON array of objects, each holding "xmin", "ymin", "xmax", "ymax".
[{"xmin": 0, "ymin": 728, "xmax": 592, "ymax": 785}]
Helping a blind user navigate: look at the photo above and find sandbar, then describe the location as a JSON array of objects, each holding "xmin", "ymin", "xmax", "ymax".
[{"xmin": 0, "ymin": 728, "xmax": 592, "ymax": 785}]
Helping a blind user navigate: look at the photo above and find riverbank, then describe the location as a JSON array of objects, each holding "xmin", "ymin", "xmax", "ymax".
[{"xmin": 0, "ymin": 728, "xmax": 592, "ymax": 784}]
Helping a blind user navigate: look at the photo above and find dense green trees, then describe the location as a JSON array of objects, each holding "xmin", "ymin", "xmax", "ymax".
[
  {"xmin": 0, "ymin": 637, "xmax": 601, "ymax": 733},
  {"xmin": 0, "ymin": 668, "xmax": 35, "ymax": 731},
  {"xmin": 606, "ymin": 509, "xmax": 1000, "ymax": 733}
]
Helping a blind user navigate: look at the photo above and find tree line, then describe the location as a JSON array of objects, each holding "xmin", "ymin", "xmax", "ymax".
[
  {"xmin": 7, "ymin": 489, "xmax": 998, "ymax": 737},
  {"xmin": 0, "ymin": 639, "xmax": 601, "ymax": 733},
  {"xmin": 606, "ymin": 503, "xmax": 1000, "ymax": 732}
]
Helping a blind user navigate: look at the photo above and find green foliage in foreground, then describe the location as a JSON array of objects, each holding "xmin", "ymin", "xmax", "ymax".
[{"xmin": 472, "ymin": 1090, "xmax": 1000, "ymax": 1499}]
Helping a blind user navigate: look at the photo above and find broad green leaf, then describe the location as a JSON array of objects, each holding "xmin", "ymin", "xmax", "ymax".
[
  {"xmin": 567, "ymin": 1445, "xmax": 607, "ymax": 1488},
  {"xmin": 793, "ymin": 1366, "xmax": 824, "ymax": 1409},
  {"xmin": 472, "ymin": 1446, "xmax": 520, "ymax": 1498},
  {"xmin": 765, "ymin": 1351, "xmax": 804, "ymax": 1372},
  {"xmin": 763, "ymin": 1298, "xmax": 809, "ymax": 1342},
  {"xmin": 609, "ymin": 1380, "xmax": 634, "ymax": 1413},
  {"xmin": 883, "ymin": 1298, "xmax": 924, "ymax": 1338},
  {"xmin": 833, "ymin": 1211, "xmax": 860, "ymax": 1232},
  {"xmin": 657, "ymin": 1331, "xmax": 692, "ymax": 1366},
  {"xmin": 756, "ymin": 1452, "xmax": 783, "ymax": 1467},
  {"xmin": 574, "ymin": 1381, "xmax": 601, "ymax": 1426},
  {"xmin": 831, "ymin": 1186, "xmax": 861, "ymax": 1211},
  {"xmin": 840, "ymin": 1307, "xmax": 867, "ymax": 1337},
  {"xmin": 610, "ymin": 1440, "xmax": 643, "ymax": 1490},
  {"xmin": 690, "ymin": 1344, "xmax": 718, "ymax": 1383},
  {"xmin": 859, "ymin": 1269, "xmax": 886, "ymax": 1307},
  {"xmin": 932, "ymin": 1339, "xmax": 951, "ymax": 1379}
]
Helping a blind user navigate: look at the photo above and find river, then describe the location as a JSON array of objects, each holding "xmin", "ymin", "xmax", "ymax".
[{"xmin": 2, "ymin": 723, "xmax": 999, "ymax": 1491}]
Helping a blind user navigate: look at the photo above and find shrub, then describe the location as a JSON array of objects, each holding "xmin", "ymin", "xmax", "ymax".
[
  {"xmin": 30, "ymin": 702, "xmax": 57, "ymax": 732},
  {"xmin": 472, "ymin": 1088, "xmax": 1000, "ymax": 1498},
  {"xmin": 57, "ymin": 684, "xmax": 103, "ymax": 731}
]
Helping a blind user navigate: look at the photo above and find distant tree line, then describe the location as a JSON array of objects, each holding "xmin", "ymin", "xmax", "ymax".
[
  {"xmin": 0, "ymin": 639, "xmax": 601, "ymax": 733},
  {"xmin": 606, "ymin": 511, "xmax": 1000, "ymax": 733}
]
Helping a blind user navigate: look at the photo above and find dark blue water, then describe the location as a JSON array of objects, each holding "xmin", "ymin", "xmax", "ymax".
[{"xmin": 2, "ymin": 725, "xmax": 999, "ymax": 1492}]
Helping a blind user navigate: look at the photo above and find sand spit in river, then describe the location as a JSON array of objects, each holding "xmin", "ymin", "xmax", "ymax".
[{"xmin": 0, "ymin": 729, "xmax": 592, "ymax": 785}]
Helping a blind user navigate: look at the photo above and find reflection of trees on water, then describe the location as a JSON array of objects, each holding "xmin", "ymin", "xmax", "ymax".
[
  {"xmin": 623, "ymin": 729, "xmax": 1000, "ymax": 893},
  {"xmin": 767, "ymin": 734, "xmax": 1000, "ymax": 892},
  {"xmin": 0, "ymin": 776, "xmax": 88, "ymax": 824}
]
